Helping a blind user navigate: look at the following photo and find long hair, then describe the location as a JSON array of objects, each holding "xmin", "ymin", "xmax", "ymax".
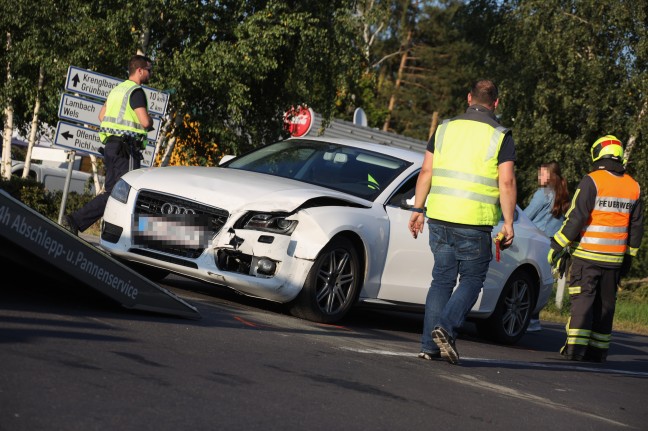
[{"xmin": 542, "ymin": 161, "xmax": 570, "ymax": 218}]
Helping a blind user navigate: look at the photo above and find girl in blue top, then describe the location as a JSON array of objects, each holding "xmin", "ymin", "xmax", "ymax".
[{"xmin": 524, "ymin": 161, "xmax": 570, "ymax": 331}]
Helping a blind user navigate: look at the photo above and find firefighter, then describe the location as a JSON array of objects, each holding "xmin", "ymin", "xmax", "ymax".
[{"xmin": 548, "ymin": 135, "xmax": 644, "ymax": 363}]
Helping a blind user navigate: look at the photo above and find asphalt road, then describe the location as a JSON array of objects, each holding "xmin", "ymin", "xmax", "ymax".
[{"xmin": 2, "ymin": 256, "xmax": 648, "ymax": 431}]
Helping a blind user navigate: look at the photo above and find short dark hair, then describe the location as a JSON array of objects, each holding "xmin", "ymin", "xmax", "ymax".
[
  {"xmin": 128, "ymin": 54, "xmax": 152, "ymax": 75},
  {"xmin": 470, "ymin": 79, "xmax": 498, "ymax": 107}
]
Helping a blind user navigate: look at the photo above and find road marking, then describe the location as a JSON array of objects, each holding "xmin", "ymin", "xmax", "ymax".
[
  {"xmin": 440, "ymin": 373, "xmax": 630, "ymax": 428},
  {"xmin": 340, "ymin": 347, "xmax": 648, "ymax": 377},
  {"xmin": 342, "ymin": 347, "xmax": 635, "ymax": 428}
]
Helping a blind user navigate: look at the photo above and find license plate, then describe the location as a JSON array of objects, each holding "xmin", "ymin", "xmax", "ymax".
[{"xmin": 133, "ymin": 214, "xmax": 211, "ymax": 248}]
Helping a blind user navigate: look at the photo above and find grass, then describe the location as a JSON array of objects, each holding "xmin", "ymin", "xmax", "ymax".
[{"xmin": 540, "ymin": 280, "xmax": 648, "ymax": 336}]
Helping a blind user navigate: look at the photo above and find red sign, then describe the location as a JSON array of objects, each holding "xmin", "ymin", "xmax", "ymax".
[{"xmin": 284, "ymin": 106, "xmax": 314, "ymax": 137}]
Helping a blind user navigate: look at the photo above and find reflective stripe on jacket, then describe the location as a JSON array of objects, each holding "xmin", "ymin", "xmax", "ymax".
[
  {"xmin": 426, "ymin": 118, "xmax": 507, "ymax": 226},
  {"xmin": 570, "ymin": 170, "xmax": 639, "ymax": 263},
  {"xmin": 99, "ymin": 80, "xmax": 148, "ymax": 142}
]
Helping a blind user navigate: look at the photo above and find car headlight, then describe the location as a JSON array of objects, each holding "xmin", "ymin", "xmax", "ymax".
[
  {"xmin": 240, "ymin": 212, "xmax": 298, "ymax": 235},
  {"xmin": 110, "ymin": 179, "xmax": 131, "ymax": 204}
]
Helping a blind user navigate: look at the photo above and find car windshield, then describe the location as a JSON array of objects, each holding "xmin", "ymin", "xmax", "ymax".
[{"xmin": 224, "ymin": 139, "xmax": 411, "ymax": 201}]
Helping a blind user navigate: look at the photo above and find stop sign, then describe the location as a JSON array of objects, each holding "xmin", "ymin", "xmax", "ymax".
[{"xmin": 284, "ymin": 106, "xmax": 314, "ymax": 137}]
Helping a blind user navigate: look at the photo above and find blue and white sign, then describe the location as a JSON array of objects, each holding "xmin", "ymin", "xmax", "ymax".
[
  {"xmin": 53, "ymin": 121, "xmax": 156, "ymax": 167},
  {"xmin": 65, "ymin": 66, "xmax": 169, "ymax": 117},
  {"xmin": 58, "ymin": 93, "xmax": 162, "ymax": 142}
]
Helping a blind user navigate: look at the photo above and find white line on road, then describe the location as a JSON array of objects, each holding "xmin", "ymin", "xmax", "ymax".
[
  {"xmin": 341, "ymin": 347, "xmax": 636, "ymax": 428},
  {"xmin": 340, "ymin": 347, "xmax": 648, "ymax": 377}
]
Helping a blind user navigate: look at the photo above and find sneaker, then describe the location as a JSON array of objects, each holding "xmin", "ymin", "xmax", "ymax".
[
  {"xmin": 61, "ymin": 215, "xmax": 79, "ymax": 236},
  {"xmin": 432, "ymin": 326, "xmax": 459, "ymax": 365},
  {"xmin": 526, "ymin": 319, "xmax": 542, "ymax": 332},
  {"xmin": 418, "ymin": 351, "xmax": 441, "ymax": 360}
]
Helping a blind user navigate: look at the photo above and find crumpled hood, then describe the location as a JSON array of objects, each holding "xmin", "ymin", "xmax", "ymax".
[{"xmin": 123, "ymin": 166, "xmax": 370, "ymax": 211}]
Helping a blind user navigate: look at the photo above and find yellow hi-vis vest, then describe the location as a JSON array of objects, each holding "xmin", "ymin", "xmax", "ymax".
[
  {"xmin": 426, "ymin": 118, "xmax": 507, "ymax": 226},
  {"xmin": 99, "ymin": 80, "xmax": 148, "ymax": 143},
  {"xmin": 570, "ymin": 170, "xmax": 640, "ymax": 264}
]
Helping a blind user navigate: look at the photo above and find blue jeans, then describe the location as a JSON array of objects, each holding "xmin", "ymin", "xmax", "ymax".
[{"xmin": 421, "ymin": 223, "xmax": 492, "ymax": 354}]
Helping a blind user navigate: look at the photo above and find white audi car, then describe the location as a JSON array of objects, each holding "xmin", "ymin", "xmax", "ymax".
[{"xmin": 100, "ymin": 136, "xmax": 553, "ymax": 344}]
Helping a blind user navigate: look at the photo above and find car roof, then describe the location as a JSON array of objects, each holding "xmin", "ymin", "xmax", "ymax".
[{"xmin": 287, "ymin": 136, "xmax": 424, "ymax": 165}]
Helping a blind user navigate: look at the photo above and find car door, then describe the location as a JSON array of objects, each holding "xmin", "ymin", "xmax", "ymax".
[{"xmin": 378, "ymin": 173, "xmax": 433, "ymax": 304}]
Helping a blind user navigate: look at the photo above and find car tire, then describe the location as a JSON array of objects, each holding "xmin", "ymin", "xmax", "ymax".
[
  {"xmin": 289, "ymin": 236, "xmax": 361, "ymax": 323},
  {"xmin": 477, "ymin": 270, "xmax": 535, "ymax": 345}
]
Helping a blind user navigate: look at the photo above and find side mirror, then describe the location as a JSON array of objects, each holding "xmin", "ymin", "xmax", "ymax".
[
  {"xmin": 219, "ymin": 155, "xmax": 236, "ymax": 166},
  {"xmin": 400, "ymin": 195, "xmax": 416, "ymax": 210}
]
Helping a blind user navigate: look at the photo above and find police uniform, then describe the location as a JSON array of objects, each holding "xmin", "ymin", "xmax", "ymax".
[{"xmin": 67, "ymin": 80, "xmax": 149, "ymax": 232}]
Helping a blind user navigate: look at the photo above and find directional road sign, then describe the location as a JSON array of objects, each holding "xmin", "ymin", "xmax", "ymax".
[
  {"xmin": 65, "ymin": 66, "xmax": 169, "ymax": 117},
  {"xmin": 54, "ymin": 121, "xmax": 156, "ymax": 167},
  {"xmin": 58, "ymin": 93, "xmax": 162, "ymax": 142}
]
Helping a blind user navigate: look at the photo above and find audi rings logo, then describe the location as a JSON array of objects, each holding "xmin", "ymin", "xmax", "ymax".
[{"xmin": 160, "ymin": 203, "xmax": 196, "ymax": 214}]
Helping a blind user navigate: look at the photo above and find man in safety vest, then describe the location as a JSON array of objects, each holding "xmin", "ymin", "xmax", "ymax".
[
  {"xmin": 409, "ymin": 79, "xmax": 517, "ymax": 364},
  {"xmin": 549, "ymin": 135, "xmax": 643, "ymax": 363},
  {"xmin": 62, "ymin": 54, "xmax": 154, "ymax": 236}
]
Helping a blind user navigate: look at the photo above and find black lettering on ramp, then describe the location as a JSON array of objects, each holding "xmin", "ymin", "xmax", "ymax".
[{"xmin": 0, "ymin": 189, "xmax": 201, "ymax": 320}]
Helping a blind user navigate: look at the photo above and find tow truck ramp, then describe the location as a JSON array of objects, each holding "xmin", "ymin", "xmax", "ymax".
[{"xmin": 0, "ymin": 189, "xmax": 201, "ymax": 320}]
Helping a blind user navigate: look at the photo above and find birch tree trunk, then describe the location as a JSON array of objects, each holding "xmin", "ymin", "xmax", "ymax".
[
  {"xmin": 160, "ymin": 115, "xmax": 183, "ymax": 167},
  {"xmin": 22, "ymin": 65, "xmax": 45, "ymax": 178},
  {"xmin": 2, "ymin": 32, "xmax": 14, "ymax": 180},
  {"xmin": 624, "ymin": 100, "xmax": 645, "ymax": 167}
]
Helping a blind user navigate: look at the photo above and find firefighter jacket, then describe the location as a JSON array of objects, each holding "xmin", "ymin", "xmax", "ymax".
[
  {"xmin": 552, "ymin": 159, "xmax": 643, "ymax": 266},
  {"xmin": 426, "ymin": 112, "xmax": 509, "ymax": 226},
  {"xmin": 99, "ymin": 80, "xmax": 148, "ymax": 144}
]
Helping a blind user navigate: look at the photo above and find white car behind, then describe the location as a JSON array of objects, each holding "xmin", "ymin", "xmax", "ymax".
[{"xmin": 100, "ymin": 137, "xmax": 553, "ymax": 344}]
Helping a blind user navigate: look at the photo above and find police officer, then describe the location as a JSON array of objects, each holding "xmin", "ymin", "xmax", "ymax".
[
  {"xmin": 549, "ymin": 135, "xmax": 644, "ymax": 363},
  {"xmin": 409, "ymin": 79, "xmax": 517, "ymax": 364},
  {"xmin": 62, "ymin": 55, "xmax": 153, "ymax": 235}
]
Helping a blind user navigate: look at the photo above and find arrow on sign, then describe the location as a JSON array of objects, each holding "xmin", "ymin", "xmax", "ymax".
[
  {"xmin": 65, "ymin": 66, "xmax": 169, "ymax": 117},
  {"xmin": 54, "ymin": 121, "xmax": 156, "ymax": 167}
]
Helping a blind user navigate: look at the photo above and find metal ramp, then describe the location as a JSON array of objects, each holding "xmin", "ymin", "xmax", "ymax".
[{"xmin": 0, "ymin": 189, "xmax": 201, "ymax": 320}]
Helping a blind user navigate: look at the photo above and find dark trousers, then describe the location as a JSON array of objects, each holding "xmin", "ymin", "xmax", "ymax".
[
  {"xmin": 70, "ymin": 136, "xmax": 140, "ymax": 232},
  {"xmin": 562, "ymin": 257, "xmax": 618, "ymax": 358}
]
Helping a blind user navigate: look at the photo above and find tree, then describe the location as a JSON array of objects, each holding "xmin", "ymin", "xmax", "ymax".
[
  {"xmin": 493, "ymin": 0, "xmax": 648, "ymax": 205},
  {"xmin": 356, "ymin": 0, "xmax": 497, "ymax": 141},
  {"xmin": 150, "ymin": 0, "xmax": 364, "ymax": 159},
  {"xmin": 0, "ymin": 0, "xmax": 110, "ymax": 179}
]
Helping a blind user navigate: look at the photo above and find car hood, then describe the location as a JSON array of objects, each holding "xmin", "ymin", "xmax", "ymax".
[{"xmin": 125, "ymin": 166, "xmax": 371, "ymax": 211}]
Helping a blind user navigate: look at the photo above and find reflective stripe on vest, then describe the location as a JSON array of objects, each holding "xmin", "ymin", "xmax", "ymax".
[
  {"xmin": 571, "ymin": 170, "xmax": 639, "ymax": 264},
  {"xmin": 99, "ymin": 80, "xmax": 148, "ymax": 142},
  {"xmin": 426, "ymin": 118, "xmax": 507, "ymax": 225}
]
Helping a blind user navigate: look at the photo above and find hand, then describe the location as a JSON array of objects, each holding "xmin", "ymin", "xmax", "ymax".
[
  {"xmin": 556, "ymin": 253, "xmax": 570, "ymax": 278},
  {"xmin": 548, "ymin": 248, "xmax": 562, "ymax": 266},
  {"xmin": 408, "ymin": 213, "xmax": 424, "ymax": 239},
  {"xmin": 498, "ymin": 223, "xmax": 514, "ymax": 249}
]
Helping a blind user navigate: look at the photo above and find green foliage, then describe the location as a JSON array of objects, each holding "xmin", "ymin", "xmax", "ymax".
[
  {"xmin": 493, "ymin": 0, "xmax": 648, "ymax": 208},
  {"xmin": 0, "ymin": 177, "xmax": 57, "ymax": 216},
  {"xmin": 2, "ymin": 0, "xmax": 647, "ymax": 278},
  {"xmin": 0, "ymin": 177, "xmax": 94, "ymax": 222}
]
